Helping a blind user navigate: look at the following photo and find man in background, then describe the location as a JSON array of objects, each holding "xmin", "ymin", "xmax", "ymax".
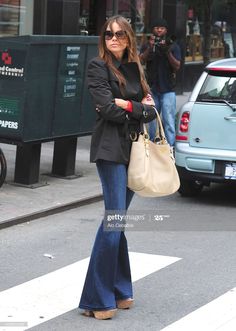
[{"xmin": 140, "ymin": 18, "xmax": 181, "ymax": 147}]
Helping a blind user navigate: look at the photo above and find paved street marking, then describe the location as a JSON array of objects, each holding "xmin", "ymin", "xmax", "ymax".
[
  {"xmin": 161, "ymin": 287, "xmax": 236, "ymax": 331},
  {"xmin": 0, "ymin": 252, "xmax": 180, "ymax": 330}
]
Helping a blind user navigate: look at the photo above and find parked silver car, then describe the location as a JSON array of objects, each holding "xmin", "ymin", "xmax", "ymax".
[{"xmin": 175, "ymin": 58, "xmax": 236, "ymax": 196}]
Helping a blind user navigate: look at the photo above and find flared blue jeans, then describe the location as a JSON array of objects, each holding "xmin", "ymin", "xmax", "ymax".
[
  {"xmin": 149, "ymin": 89, "xmax": 176, "ymax": 146},
  {"xmin": 79, "ymin": 160, "xmax": 134, "ymax": 311}
]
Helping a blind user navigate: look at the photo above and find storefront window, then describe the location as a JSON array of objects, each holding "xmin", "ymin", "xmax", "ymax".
[
  {"xmin": 79, "ymin": 0, "xmax": 89, "ymax": 35},
  {"xmin": 185, "ymin": 7, "xmax": 228, "ymax": 63},
  {"xmin": 210, "ymin": 23, "xmax": 225, "ymax": 60},
  {"xmin": 0, "ymin": 0, "xmax": 20, "ymax": 36},
  {"xmin": 0, "ymin": 0, "xmax": 33, "ymax": 37},
  {"xmin": 185, "ymin": 8, "xmax": 203, "ymax": 62},
  {"xmin": 106, "ymin": 0, "xmax": 146, "ymax": 33}
]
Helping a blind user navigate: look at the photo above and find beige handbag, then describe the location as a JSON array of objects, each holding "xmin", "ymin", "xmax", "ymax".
[{"xmin": 127, "ymin": 111, "xmax": 180, "ymax": 197}]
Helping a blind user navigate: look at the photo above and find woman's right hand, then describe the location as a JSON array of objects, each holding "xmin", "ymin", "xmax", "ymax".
[{"xmin": 141, "ymin": 93, "xmax": 155, "ymax": 106}]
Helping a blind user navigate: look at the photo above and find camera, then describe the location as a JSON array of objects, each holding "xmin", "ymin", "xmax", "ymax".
[
  {"xmin": 154, "ymin": 36, "xmax": 165, "ymax": 47},
  {"xmin": 153, "ymin": 36, "xmax": 173, "ymax": 53}
]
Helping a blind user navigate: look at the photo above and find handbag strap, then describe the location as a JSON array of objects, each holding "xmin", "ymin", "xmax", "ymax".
[{"xmin": 143, "ymin": 106, "xmax": 167, "ymax": 144}]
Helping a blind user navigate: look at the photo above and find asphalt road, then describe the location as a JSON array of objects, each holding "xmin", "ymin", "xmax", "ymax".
[{"xmin": 1, "ymin": 183, "xmax": 236, "ymax": 331}]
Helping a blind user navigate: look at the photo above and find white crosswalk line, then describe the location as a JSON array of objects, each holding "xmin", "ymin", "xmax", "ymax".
[
  {"xmin": 0, "ymin": 252, "xmax": 181, "ymax": 330},
  {"xmin": 160, "ymin": 288, "xmax": 236, "ymax": 331}
]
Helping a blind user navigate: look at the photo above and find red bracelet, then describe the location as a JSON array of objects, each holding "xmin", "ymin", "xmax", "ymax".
[{"xmin": 125, "ymin": 100, "xmax": 133, "ymax": 112}]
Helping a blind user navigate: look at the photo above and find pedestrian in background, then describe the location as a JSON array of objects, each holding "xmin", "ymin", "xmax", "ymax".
[
  {"xmin": 78, "ymin": 15, "xmax": 156, "ymax": 320},
  {"xmin": 140, "ymin": 18, "xmax": 181, "ymax": 146}
]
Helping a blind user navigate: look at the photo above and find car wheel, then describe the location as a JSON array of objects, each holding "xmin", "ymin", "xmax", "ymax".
[{"xmin": 178, "ymin": 179, "xmax": 204, "ymax": 197}]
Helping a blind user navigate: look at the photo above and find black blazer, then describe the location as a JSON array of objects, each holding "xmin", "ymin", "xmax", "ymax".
[{"xmin": 88, "ymin": 56, "xmax": 156, "ymax": 164}]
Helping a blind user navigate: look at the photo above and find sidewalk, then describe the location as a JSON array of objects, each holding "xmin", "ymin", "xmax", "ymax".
[{"xmin": 0, "ymin": 92, "xmax": 190, "ymax": 229}]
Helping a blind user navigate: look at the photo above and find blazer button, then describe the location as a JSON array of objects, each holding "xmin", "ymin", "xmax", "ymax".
[{"xmin": 143, "ymin": 110, "xmax": 148, "ymax": 118}]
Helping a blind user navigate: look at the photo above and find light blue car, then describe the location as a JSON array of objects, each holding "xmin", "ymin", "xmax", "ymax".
[{"xmin": 175, "ymin": 58, "xmax": 236, "ymax": 196}]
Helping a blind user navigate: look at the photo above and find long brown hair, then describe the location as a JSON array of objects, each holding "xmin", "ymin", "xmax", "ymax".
[{"xmin": 98, "ymin": 15, "xmax": 149, "ymax": 96}]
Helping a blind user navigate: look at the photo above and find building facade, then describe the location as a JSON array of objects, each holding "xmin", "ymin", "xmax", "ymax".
[{"xmin": 0, "ymin": 0, "xmax": 236, "ymax": 91}]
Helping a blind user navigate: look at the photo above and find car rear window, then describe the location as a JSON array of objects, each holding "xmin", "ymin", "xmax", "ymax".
[{"xmin": 197, "ymin": 71, "xmax": 236, "ymax": 103}]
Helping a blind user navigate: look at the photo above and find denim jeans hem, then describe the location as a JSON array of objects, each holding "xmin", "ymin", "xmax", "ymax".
[
  {"xmin": 78, "ymin": 304, "xmax": 117, "ymax": 311},
  {"xmin": 116, "ymin": 294, "xmax": 133, "ymax": 300}
]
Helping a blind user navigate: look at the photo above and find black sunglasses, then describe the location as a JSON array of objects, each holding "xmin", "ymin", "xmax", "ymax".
[{"xmin": 104, "ymin": 30, "xmax": 127, "ymax": 40}]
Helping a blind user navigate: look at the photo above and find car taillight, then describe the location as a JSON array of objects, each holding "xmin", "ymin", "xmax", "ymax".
[
  {"xmin": 180, "ymin": 112, "xmax": 190, "ymax": 132},
  {"xmin": 176, "ymin": 111, "xmax": 190, "ymax": 141}
]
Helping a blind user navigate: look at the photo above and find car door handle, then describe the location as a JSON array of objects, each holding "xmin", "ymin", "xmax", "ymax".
[{"xmin": 224, "ymin": 116, "xmax": 236, "ymax": 122}]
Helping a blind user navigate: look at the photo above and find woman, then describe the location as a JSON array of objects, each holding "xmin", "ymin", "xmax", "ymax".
[{"xmin": 79, "ymin": 15, "xmax": 156, "ymax": 320}]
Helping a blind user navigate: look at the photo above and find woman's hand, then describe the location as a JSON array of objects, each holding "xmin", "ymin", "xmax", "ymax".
[
  {"xmin": 114, "ymin": 98, "xmax": 129, "ymax": 109},
  {"xmin": 115, "ymin": 94, "xmax": 155, "ymax": 108},
  {"xmin": 141, "ymin": 93, "xmax": 155, "ymax": 106}
]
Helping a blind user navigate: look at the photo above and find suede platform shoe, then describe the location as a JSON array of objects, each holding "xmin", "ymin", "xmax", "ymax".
[
  {"xmin": 83, "ymin": 308, "xmax": 117, "ymax": 320},
  {"xmin": 116, "ymin": 298, "xmax": 134, "ymax": 309}
]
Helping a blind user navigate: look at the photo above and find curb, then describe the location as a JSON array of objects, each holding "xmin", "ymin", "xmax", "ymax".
[{"xmin": 0, "ymin": 194, "xmax": 103, "ymax": 230}]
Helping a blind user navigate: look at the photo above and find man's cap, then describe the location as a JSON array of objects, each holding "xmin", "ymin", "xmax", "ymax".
[{"xmin": 152, "ymin": 18, "xmax": 168, "ymax": 29}]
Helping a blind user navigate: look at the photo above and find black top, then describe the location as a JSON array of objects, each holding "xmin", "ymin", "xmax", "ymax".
[
  {"xmin": 87, "ymin": 56, "xmax": 156, "ymax": 164},
  {"xmin": 140, "ymin": 41, "xmax": 181, "ymax": 93}
]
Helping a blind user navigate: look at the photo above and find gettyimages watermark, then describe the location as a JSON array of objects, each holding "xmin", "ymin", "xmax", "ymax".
[
  {"xmin": 103, "ymin": 209, "xmax": 236, "ymax": 231},
  {"xmin": 104, "ymin": 210, "xmax": 171, "ymax": 231}
]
